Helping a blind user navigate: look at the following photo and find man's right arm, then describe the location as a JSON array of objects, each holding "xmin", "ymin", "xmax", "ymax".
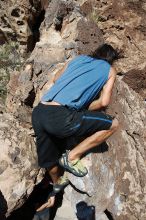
[{"xmin": 88, "ymin": 66, "xmax": 117, "ymax": 111}]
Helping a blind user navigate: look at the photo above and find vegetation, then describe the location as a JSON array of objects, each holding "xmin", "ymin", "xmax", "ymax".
[
  {"xmin": 0, "ymin": 41, "xmax": 22, "ymax": 100},
  {"xmin": 90, "ymin": 8, "xmax": 106, "ymax": 24}
]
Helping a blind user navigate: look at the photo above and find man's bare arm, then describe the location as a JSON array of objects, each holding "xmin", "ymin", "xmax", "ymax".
[
  {"xmin": 88, "ymin": 67, "xmax": 117, "ymax": 111},
  {"xmin": 88, "ymin": 95, "xmax": 103, "ymax": 110}
]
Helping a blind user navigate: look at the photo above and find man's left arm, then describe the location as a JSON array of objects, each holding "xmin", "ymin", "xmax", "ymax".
[{"xmin": 88, "ymin": 67, "xmax": 117, "ymax": 111}]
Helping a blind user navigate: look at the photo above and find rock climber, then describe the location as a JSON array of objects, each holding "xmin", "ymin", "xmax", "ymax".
[{"xmin": 32, "ymin": 43, "xmax": 119, "ymax": 210}]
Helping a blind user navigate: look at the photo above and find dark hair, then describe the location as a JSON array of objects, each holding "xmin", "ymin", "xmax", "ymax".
[{"xmin": 90, "ymin": 43, "xmax": 118, "ymax": 65}]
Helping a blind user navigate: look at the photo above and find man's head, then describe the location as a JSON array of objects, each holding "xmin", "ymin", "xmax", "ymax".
[{"xmin": 90, "ymin": 44, "xmax": 118, "ymax": 65}]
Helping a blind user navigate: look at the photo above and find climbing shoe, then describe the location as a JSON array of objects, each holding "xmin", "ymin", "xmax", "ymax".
[
  {"xmin": 53, "ymin": 175, "xmax": 69, "ymax": 194},
  {"xmin": 59, "ymin": 150, "xmax": 88, "ymax": 177}
]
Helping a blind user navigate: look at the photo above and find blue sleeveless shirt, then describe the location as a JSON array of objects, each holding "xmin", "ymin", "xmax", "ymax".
[{"xmin": 41, "ymin": 55, "xmax": 111, "ymax": 109}]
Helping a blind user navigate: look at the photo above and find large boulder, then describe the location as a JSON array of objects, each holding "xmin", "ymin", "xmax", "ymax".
[
  {"xmin": 2, "ymin": 0, "xmax": 103, "ymax": 216},
  {"xmin": 0, "ymin": 0, "xmax": 145, "ymax": 219},
  {"xmin": 65, "ymin": 75, "xmax": 146, "ymax": 220},
  {"xmin": 64, "ymin": 1, "xmax": 146, "ymax": 219},
  {"xmin": 0, "ymin": 111, "xmax": 43, "ymax": 216}
]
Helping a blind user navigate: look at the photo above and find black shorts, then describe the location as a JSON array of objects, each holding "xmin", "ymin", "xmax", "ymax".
[{"xmin": 32, "ymin": 103, "xmax": 113, "ymax": 168}]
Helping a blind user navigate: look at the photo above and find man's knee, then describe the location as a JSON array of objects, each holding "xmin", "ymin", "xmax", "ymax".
[{"xmin": 110, "ymin": 118, "xmax": 119, "ymax": 132}]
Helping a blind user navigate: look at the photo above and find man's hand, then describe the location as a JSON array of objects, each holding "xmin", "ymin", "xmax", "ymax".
[
  {"xmin": 88, "ymin": 96, "xmax": 103, "ymax": 111},
  {"xmin": 36, "ymin": 196, "xmax": 55, "ymax": 211}
]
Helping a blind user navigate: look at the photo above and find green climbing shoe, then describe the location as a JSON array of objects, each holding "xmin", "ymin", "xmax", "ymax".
[{"xmin": 59, "ymin": 151, "xmax": 88, "ymax": 177}]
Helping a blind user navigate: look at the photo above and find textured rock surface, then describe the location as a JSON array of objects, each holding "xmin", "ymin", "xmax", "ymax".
[
  {"xmin": 54, "ymin": 195, "xmax": 77, "ymax": 220},
  {"xmin": 64, "ymin": 1, "xmax": 146, "ymax": 219},
  {"xmin": 0, "ymin": 0, "xmax": 146, "ymax": 219},
  {"xmin": 90, "ymin": 0, "xmax": 146, "ymax": 72},
  {"xmin": 6, "ymin": 0, "xmax": 103, "ymax": 117},
  {"xmin": 65, "ymin": 152, "xmax": 115, "ymax": 219},
  {"xmin": 0, "ymin": 0, "xmax": 47, "ymax": 52},
  {"xmin": 107, "ymin": 78, "xmax": 146, "ymax": 220},
  {"xmin": 2, "ymin": 0, "xmax": 103, "ymax": 216},
  {"xmin": 65, "ymin": 77, "xmax": 146, "ymax": 220},
  {"xmin": 0, "ymin": 112, "xmax": 44, "ymax": 216}
]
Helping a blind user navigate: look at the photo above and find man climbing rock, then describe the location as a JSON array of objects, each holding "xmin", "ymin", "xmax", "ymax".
[{"xmin": 32, "ymin": 44, "xmax": 119, "ymax": 209}]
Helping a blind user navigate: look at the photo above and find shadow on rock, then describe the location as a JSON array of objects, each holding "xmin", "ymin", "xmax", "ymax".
[
  {"xmin": 83, "ymin": 142, "xmax": 109, "ymax": 158},
  {"xmin": 92, "ymin": 142, "xmax": 109, "ymax": 153},
  {"xmin": 7, "ymin": 174, "xmax": 63, "ymax": 220},
  {"xmin": 66, "ymin": 136, "xmax": 109, "ymax": 155},
  {"xmin": 0, "ymin": 190, "xmax": 8, "ymax": 220},
  {"xmin": 76, "ymin": 201, "xmax": 95, "ymax": 220}
]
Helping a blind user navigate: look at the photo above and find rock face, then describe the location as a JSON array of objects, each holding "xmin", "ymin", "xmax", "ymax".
[
  {"xmin": 1, "ymin": 0, "xmax": 104, "ymax": 217},
  {"xmin": 107, "ymin": 78, "xmax": 146, "ymax": 220},
  {"xmin": 64, "ymin": 1, "xmax": 146, "ymax": 219},
  {"xmin": 0, "ymin": 0, "xmax": 47, "ymax": 52},
  {"xmin": 6, "ymin": 0, "xmax": 103, "ymax": 117},
  {"xmin": 0, "ymin": 112, "xmax": 44, "ymax": 216},
  {"xmin": 91, "ymin": 0, "xmax": 146, "ymax": 73},
  {"xmin": 65, "ymin": 77, "xmax": 146, "ymax": 220},
  {"xmin": 0, "ymin": 0, "xmax": 146, "ymax": 219}
]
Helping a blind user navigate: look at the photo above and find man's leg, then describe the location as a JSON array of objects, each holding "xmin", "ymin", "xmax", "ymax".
[
  {"xmin": 32, "ymin": 104, "xmax": 70, "ymax": 209},
  {"xmin": 37, "ymin": 165, "xmax": 62, "ymax": 210},
  {"xmin": 36, "ymin": 165, "xmax": 66, "ymax": 211},
  {"xmin": 47, "ymin": 165, "xmax": 63, "ymax": 184},
  {"xmin": 59, "ymin": 111, "xmax": 119, "ymax": 177},
  {"xmin": 68, "ymin": 118, "xmax": 119, "ymax": 161}
]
